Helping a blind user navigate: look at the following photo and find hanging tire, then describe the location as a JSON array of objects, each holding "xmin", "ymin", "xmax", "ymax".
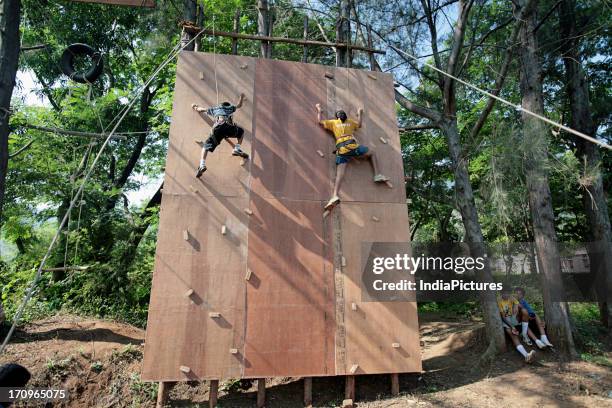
[{"xmin": 60, "ymin": 43, "xmax": 104, "ymax": 84}]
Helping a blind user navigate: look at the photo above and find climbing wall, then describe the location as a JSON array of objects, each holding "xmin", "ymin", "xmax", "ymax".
[{"xmin": 142, "ymin": 52, "xmax": 421, "ymax": 381}]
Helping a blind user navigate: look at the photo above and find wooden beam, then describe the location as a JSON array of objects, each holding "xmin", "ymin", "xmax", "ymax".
[
  {"xmin": 20, "ymin": 44, "xmax": 48, "ymax": 52},
  {"xmin": 23, "ymin": 124, "xmax": 127, "ymax": 140},
  {"xmin": 209, "ymin": 379, "xmax": 219, "ymax": 408},
  {"xmin": 304, "ymin": 377, "xmax": 312, "ymax": 407},
  {"xmin": 302, "ymin": 16, "xmax": 309, "ymax": 62},
  {"xmin": 42, "ymin": 266, "xmax": 90, "ymax": 273},
  {"xmin": 390, "ymin": 373, "xmax": 400, "ymax": 396},
  {"xmin": 345, "ymin": 375, "xmax": 355, "ymax": 401},
  {"xmin": 183, "ymin": 27, "xmax": 385, "ymax": 54},
  {"xmin": 156, "ymin": 381, "xmax": 174, "ymax": 408},
  {"xmin": 257, "ymin": 378, "xmax": 266, "ymax": 408},
  {"xmin": 71, "ymin": 0, "xmax": 155, "ymax": 7},
  {"xmin": 231, "ymin": 9, "xmax": 241, "ymax": 55}
]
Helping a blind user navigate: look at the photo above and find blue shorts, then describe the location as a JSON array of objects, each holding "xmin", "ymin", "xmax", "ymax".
[{"xmin": 336, "ymin": 145, "xmax": 369, "ymax": 165}]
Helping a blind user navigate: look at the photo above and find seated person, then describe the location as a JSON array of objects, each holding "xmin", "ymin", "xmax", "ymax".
[
  {"xmin": 498, "ymin": 289, "xmax": 535, "ymax": 363},
  {"xmin": 515, "ymin": 286, "xmax": 553, "ymax": 348}
]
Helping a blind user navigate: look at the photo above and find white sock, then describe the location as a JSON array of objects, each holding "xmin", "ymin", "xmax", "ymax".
[
  {"xmin": 200, "ymin": 159, "xmax": 205, "ymax": 166},
  {"xmin": 541, "ymin": 334, "xmax": 550, "ymax": 343},
  {"xmin": 516, "ymin": 345, "xmax": 528, "ymax": 358},
  {"xmin": 535, "ymin": 339, "xmax": 545, "ymax": 348},
  {"xmin": 234, "ymin": 143, "xmax": 241, "ymax": 149},
  {"xmin": 521, "ymin": 322, "xmax": 529, "ymax": 337}
]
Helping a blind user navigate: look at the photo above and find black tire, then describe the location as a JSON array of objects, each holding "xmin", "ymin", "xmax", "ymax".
[{"xmin": 60, "ymin": 43, "xmax": 104, "ymax": 84}]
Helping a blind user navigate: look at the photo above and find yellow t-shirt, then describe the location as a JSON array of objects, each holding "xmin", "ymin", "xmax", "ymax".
[
  {"xmin": 320, "ymin": 118, "xmax": 360, "ymax": 154},
  {"xmin": 498, "ymin": 298, "xmax": 518, "ymax": 318}
]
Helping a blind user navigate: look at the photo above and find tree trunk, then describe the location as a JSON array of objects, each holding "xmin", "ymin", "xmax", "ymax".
[
  {"xmin": 0, "ymin": 0, "xmax": 21, "ymax": 325},
  {"xmin": 440, "ymin": 120, "xmax": 507, "ymax": 358},
  {"xmin": 257, "ymin": 0, "xmax": 271, "ymax": 58},
  {"xmin": 559, "ymin": 0, "xmax": 612, "ymax": 332},
  {"xmin": 0, "ymin": 0, "xmax": 21, "ymax": 228},
  {"xmin": 516, "ymin": 0, "xmax": 576, "ymax": 358},
  {"xmin": 181, "ymin": 0, "xmax": 197, "ymax": 52},
  {"xmin": 336, "ymin": 0, "xmax": 351, "ymax": 67}
]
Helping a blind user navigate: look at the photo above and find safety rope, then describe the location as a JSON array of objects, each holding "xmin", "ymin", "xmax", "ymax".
[
  {"xmin": 387, "ymin": 44, "xmax": 611, "ymax": 151},
  {"xmin": 0, "ymin": 24, "xmax": 212, "ymax": 355}
]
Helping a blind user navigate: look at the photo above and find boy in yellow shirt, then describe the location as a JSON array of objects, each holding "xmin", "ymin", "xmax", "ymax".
[
  {"xmin": 498, "ymin": 289, "xmax": 536, "ymax": 363},
  {"xmin": 315, "ymin": 104, "xmax": 390, "ymax": 210}
]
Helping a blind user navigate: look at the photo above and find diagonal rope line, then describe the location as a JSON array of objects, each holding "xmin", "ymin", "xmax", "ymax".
[{"xmin": 387, "ymin": 44, "xmax": 611, "ymax": 151}]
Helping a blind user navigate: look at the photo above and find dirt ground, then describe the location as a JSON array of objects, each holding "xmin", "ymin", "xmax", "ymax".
[{"xmin": 1, "ymin": 313, "xmax": 610, "ymax": 407}]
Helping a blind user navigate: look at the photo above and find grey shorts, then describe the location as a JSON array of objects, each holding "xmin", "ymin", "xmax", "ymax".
[{"xmin": 502, "ymin": 315, "xmax": 520, "ymax": 329}]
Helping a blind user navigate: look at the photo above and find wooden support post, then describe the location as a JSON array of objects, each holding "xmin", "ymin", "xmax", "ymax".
[
  {"xmin": 156, "ymin": 381, "xmax": 173, "ymax": 408},
  {"xmin": 209, "ymin": 379, "xmax": 219, "ymax": 408},
  {"xmin": 304, "ymin": 377, "xmax": 312, "ymax": 407},
  {"xmin": 391, "ymin": 373, "xmax": 400, "ymax": 396},
  {"xmin": 257, "ymin": 378, "xmax": 266, "ymax": 408},
  {"xmin": 345, "ymin": 375, "xmax": 355, "ymax": 401},
  {"xmin": 231, "ymin": 9, "xmax": 240, "ymax": 55},
  {"xmin": 367, "ymin": 25, "xmax": 376, "ymax": 71},
  {"xmin": 302, "ymin": 16, "xmax": 309, "ymax": 62}
]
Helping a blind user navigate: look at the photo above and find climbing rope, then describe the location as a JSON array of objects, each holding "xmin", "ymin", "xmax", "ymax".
[
  {"xmin": 386, "ymin": 44, "xmax": 611, "ymax": 151},
  {"xmin": 213, "ymin": 14, "xmax": 219, "ymax": 105},
  {"xmin": 0, "ymin": 24, "xmax": 213, "ymax": 355}
]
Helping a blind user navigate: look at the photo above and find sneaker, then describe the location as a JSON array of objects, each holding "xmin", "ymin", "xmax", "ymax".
[
  {"xmin": 525, "ymin": 350, "xmax": 536, "ymax": 363},
  {"xmin": 522, "ymin": 334, "xmax": 533, "ymax": 346},
  {"xmin": 542, "ymin": 338, "xmax": 554, "ymax": 348},
  {"xmin": 535, "ymin": 339, "xmax": 546, "ymax": 349},
  {"xmin": 196, "ymin": 164, "xmax": 207, "ymax": 178},
  {"xmin": 374, "ymin": 174, "xmax": 390, "ymax": 183},
  {"xmin": 325, "ymin": 196, "xmax": 341, "ymax": 210},
  {"xmin": 232, "ymin": 147, "xmax": 249, "ymax": 158}
]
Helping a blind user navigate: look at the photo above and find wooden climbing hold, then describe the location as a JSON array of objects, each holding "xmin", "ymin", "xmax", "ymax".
[
  {"xmin": 221, "ymin": 225, "xmax": 227, "ymax": 235},
  {"xmin": 349, "ymin": 364, "xmax": 359, "ymax": 374},
  {"xmin": 182, "ymin": 230, "xmax": 189, "ymax": 241},
  {"xmin": 189, "ymin": 185, "xmax": 198, "ymax": 194},
  {"xmin": 316, "ymin": 150, "xmax": 324, "ymax": 157},
  {"xmin": 324, "ymin": 72, "xmax": 334, "ymax": 79},
  {"xmin": 367, "ymin": 73, "xmax": 377, "ymax": 80},
  {"xmin": 385, "ymin": 180, "xmax": 394, "ymax": 189},
  {"xmin": 184, "ymin": 288, "xmax": 194, "ymax": 298},
  {"xmin": 342, "ymin": 399, "xmax": 354, "ymax": 408},
  {"xmin": 372, "ymin": 215, "xmax": 380, "ymax": 222},
  {"xmin": 199, "ymin": 72, "xmax": 205, "ymax": 80},
  {"xmin": 392, "ymin": 343, "xmax": 401, "ymax": 348},
  {"xmin": 379, "ymin": 136, "xmax": 388, "ymax": 144},
  {"xmin": 209, "ymin": 312, "xmax": 221, "ymax": 318},
  {"xmin": 229, "ymin": 348, "xmax": 239, "ymax": 354},
  {"xmin": 244, "ymin": 208, "xmax": 253, "ymax": 215},
  {"xmin": 341, "ymin": 256, "xmax": 347, "ymax": 267},
  {"xmin": 351, "ymin": 302, "xmax": 357, "ymax": 311},
  {"xmin": 245, "ymin": 269, "xmax": 252, "ymax": 281},
  {"xmin": 179, "ymin": 365, "xmax": 191, "ymax": 373},
  {"xmin": 240, "ymin": 64, "xmax": 248, "ymax": 69}
]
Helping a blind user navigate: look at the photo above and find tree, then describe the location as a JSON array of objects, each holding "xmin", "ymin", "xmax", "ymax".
[
  {"xmin": 515, "ymin": 0, "xmax": 576, "ymax": 358},
  {"xmin": 558, "ymin": 0, "xmax": 612, "ymax": 332},
  {"xmin": 0, "ymin": 0, "xmax": 21, "ymax": 325}
]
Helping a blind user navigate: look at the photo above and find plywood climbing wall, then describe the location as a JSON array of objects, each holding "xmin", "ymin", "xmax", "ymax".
[{"xmin": 142, "ymin": 52, "xmax": 421, "ymax": 381}]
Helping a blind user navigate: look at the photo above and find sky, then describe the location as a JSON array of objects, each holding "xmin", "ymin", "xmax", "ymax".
[{"xmin": 15, "ymin": 69, "xmax": 162, "ymax": 206}]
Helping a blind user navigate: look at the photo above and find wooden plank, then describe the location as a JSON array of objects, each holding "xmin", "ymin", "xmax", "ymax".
[
  {"xmin": 163, "ymin": 52, "xmax": 256, "ymax": 197},
  {"xmin": 244, "ymin": 197, "xmax": 335, "ymax": 377},
  {"xmin": 251, "ymin": 59, "xmax": 333, "ymax": 201},
  {"xmin": 340, "ymin": 202, "xmax": 421, "ymax": 374},
  {"xmin": 142, "ymin": 194, "xmax": 249, "ymax": 380},
  {"xmin": 156, "ymin": 381, "xmax": 173, "ymax": 408},
  {"xmin": 71, "ymin": 0, "xmax": 155, "ymax": 6}
]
